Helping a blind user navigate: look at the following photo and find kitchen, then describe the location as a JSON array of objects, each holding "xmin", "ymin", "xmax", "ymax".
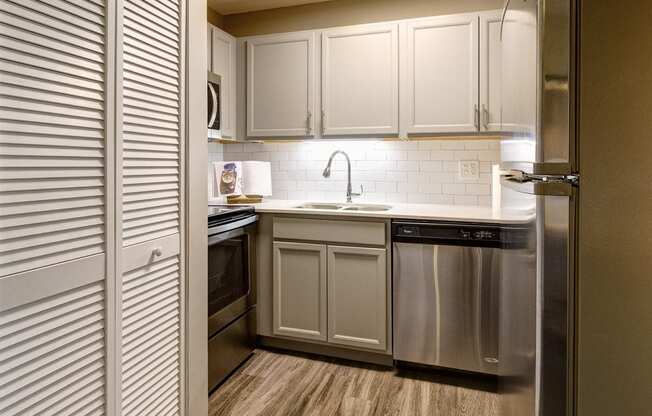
[{"xmin": 0, "ymin": 1, "xmax": 650, "ymax": 416}]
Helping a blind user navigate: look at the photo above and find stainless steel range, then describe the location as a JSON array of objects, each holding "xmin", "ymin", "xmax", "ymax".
[{"xmin": 207, "ymin": 205, "xmax": 257, "ymax": 392}]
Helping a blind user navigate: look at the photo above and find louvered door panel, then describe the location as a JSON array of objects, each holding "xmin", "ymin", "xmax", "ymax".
[
  {"xmin": 0, "ymin": 0, "xmax": 107, "ymax": 277},
  {"xmin": 118, "ymin": 0, "xmax": 184, "ymax": 415},
  {"xmin": 0, "ymin": 279, "xmax": 106, "ymax": 416},
  {"xmin": 120, "ymin": 253, "xmax": 181, "ymax": 416},
  {"xmin": 121, "ymin": 0, "xmax": 182, "ymax": 247}
]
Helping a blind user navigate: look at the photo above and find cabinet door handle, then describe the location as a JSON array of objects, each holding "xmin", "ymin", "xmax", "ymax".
[
  {"xmin": 306, "ymin": 111, "xmax": 312, "ymax": 135},
  {"xmin": 482, "ymin": 104, "xmax": 490, "ymax": 130},
  {"xmin": 474, "ymin": 105, "xmax": 480, "ymax": 130}
]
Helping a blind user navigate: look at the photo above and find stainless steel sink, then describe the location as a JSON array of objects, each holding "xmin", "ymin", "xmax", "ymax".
[
  {"xmin": 294, "ymin": 202, "xmax": 392, "ymax": 212},
  {"xmin": 295, "ymin": 202, "xmax": 344, "ymax": 210},
  {"xmin": 342, "ymin": 204, "xmax": 392, "ymax": 212}
]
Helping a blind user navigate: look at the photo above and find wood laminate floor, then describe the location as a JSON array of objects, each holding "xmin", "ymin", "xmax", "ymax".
[{"xmin": 208, "ymin": 349, "xmax": 499, "ymax": 416}]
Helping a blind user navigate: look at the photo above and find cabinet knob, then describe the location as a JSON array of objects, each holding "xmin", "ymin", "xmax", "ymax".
[{"xmin": 152, "ymin": 248, "xmax": 162, "ymax": 257}]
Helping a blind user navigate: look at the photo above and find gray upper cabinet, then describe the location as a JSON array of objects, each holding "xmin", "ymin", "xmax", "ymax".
[
  {"xmin": 320, "ymin": 23, "xmax": 399, "ymax": 135},
  {"xmin": 327, "ymin": 246, "xmax": 387, "ymax": 351},
  {"xmin": 208, "ymin": 24, "xmax": 237, "ymax": 138},
  {"xmin": 247, "ymin": 32, "xmax": 315, "ymax": 137},
  {"xmin": 404, "ymin": 13, "xmax": 480, "ymax": 134},
  {"xmin": 480, "ymin": 11, "xmax": 503, "ymax": 132},
  {"xmin": 273, "ymin": 241, "xmax": 327, "ymax": 341},
  {"xmin": 238, "ymin": 11, "xmax": 503, "ymax": 139}
]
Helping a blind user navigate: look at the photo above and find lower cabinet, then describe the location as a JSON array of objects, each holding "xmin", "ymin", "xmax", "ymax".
[
  {"xmin": 273, "ymin": 242, "xmax": 327, "ymax": 341},
  {"xmin": 272, "ymin": 240, "xmax": 387, "ymax": 352},
  {"xmin": 327, "ymin": 246, "xmax": 387, "ymax": 351}
]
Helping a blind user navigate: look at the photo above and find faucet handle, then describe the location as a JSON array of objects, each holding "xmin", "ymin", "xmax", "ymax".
[{"xmin": 351, "ymin": 185, "xmax": 364, "ymax": 197}]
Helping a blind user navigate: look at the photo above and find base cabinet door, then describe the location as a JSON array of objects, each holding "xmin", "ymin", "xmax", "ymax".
[
  {"xmin": 273, "ymin": 242, "xmax": 327, "ymax": 341},
  {"xmin": 327, "ymin": 246, "xmax": 387, "ymax": 351}
]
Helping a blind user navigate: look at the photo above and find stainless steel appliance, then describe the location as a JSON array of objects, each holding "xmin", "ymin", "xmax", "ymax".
[
  {"xmin": 207, "ymin": 205, "xmax": 257, "ymax": 392},
  {"xmin": 207, "ymin": 71, "xmax": 221, "ymax": 139},
  {"xmin": 392, "ymin": 221, "xmax": 506, "ymax": 375},
  {"xmin": 498, "ymin": 0, "xmax": 578, "ymax": 415}
]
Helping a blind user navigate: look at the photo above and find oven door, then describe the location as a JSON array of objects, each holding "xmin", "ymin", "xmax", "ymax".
[{"xmin": 207, "ymin": 221, "xmax": 256, "ymax": 338}]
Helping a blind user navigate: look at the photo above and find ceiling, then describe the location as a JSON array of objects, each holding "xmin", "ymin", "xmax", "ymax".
[{"xmin": 208, "ymin": 0, "xmax": 335, "ymax": 15}]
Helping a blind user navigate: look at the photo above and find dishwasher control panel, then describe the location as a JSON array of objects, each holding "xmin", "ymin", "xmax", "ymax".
[{"xmin": 393, "ymin": 221, "xmax": 503, "ymax": 247}]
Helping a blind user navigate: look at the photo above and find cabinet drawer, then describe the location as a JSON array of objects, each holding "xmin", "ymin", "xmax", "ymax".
[{"xmin": 273, "ymin": 217, "xmax": 386, "ymax": 246}]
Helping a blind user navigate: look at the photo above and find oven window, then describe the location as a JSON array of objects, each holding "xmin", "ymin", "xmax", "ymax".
[{"xmin": 207, "ymin": 234, "xmax": 249, "ymax": 317}]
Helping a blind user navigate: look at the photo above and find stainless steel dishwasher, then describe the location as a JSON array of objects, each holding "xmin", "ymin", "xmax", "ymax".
[{"xmin": 392, "ymin": 221, "xmax": 502, "ymax": 375}]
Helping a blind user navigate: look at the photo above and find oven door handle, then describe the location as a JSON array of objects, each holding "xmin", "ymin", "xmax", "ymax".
[{"xmin": 208, "ymin": 215, "xmax": 258, "ymax": 245}]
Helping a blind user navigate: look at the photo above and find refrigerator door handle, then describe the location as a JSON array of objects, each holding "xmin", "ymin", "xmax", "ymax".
[{"xmin": 501, "ymin": 170, "xmax": 578, "ymax": 196}]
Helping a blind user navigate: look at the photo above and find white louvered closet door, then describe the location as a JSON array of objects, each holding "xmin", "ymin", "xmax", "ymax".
[
  {"xmin": 117, "ymin": 0, "xmax": 185, "ymax": 415},
  {"xmin": 0, "ymin": 0, "xmax": 111, "ymax": 415}
]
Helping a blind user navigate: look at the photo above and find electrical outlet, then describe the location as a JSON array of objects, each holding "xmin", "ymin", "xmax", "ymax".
[{"xmin": 459, "ymin": 160, "xmax": 480, "ymax": 180}]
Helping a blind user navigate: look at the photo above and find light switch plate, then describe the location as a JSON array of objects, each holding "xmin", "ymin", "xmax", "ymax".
[{"xmin": 458, "ymin": 160, "xmax": 480, "ymax": 180}]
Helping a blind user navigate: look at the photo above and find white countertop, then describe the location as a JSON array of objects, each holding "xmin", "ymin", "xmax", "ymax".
[{"xmin": 239, "ymin": 199, "xmax": 533, "ymax": 224}]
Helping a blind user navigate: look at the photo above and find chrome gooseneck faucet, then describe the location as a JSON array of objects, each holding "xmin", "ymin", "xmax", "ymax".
[{"xmin": 322, "ymin": 150, "xmax": 363, "ymax": 203}]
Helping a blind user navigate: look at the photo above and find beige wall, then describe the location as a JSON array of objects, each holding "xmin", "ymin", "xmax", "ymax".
[
  {"xmin": 207, "ymin": 7, "xmax": 225, "ymax": 29},
  {"xmin": 577, "ymin": 1, "xmax": 652, "ymax": 415},
  {"xmin": 221, "ymin": 0, "xmax": 502, "ymax": 37}
]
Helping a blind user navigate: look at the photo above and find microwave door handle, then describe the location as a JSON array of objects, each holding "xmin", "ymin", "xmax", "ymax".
[
  {"xmin": 208, "ymin": 82, "xmax": 218, "ymax": 128},
  {"xmin": 499, "ymin": 0, "xmax": 511, "ymax": 41}
]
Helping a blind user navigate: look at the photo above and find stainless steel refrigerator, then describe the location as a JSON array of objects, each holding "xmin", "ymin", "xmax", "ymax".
[{"xmin": 498, "ymin": 0, "xmax": 578, "ymax": 415}]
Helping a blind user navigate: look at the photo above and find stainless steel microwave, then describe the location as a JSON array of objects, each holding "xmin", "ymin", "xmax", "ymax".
[{"xmin": 207, "ymin": 71, "xmax": 221, "ymax": 139}]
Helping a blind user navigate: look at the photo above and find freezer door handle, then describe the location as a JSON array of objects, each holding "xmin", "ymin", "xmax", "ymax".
[{"xmin": 501, "ymin": 170, "xmax": 578, "ymax": 196}]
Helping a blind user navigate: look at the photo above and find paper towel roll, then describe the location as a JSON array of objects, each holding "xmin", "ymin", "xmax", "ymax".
[{"xmin": 242, "ymin": 161, "xmax": 272, "ymax": 196}]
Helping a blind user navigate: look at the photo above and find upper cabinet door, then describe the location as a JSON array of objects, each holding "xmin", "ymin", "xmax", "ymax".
[
  {"xmin": 480, "ymin": 11, "xmax": 503, "ymax": 132},
  {"xmin": 212, "ymin": 27, "xmax": 237, "ymax": 138},
  {"xmin": 321, "ymin": 24, "xmax": 399, "ymax": 135},
  {"xmin": 405, "ymin": 14, "xmax": 479, "ymax": 134},
  {"xmin": 207, "ymin": 24, "xmax": 213, "ymax": 71},
  {"xmin": 247, "ymin": 32, "xmax": 315, "ymax": 137}
]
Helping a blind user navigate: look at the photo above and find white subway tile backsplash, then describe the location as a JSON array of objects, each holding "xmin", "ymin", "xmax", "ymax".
[
  {"xmin": 419, "ymin": 161, "xmax": 443, "ymax": 172},
  {"xmin": 430, "ymin": 150, "xmax": 455, "ymax": 160},
  {"xmin": 375, "ymin": 181, "xmax": 398, "ymax": 193},
  {"xmin": 210, "ymin": 139, "xmax": 502, "ymax": 206},
  {"xmin": 417, "ymin": 141, "xmax": 442, "ymax": 150},
  {"xmin": 407, "ymin": 150, "xmax": 430, "ymax": 161},
  {"xmin": 466, "ymin": 184, "xmax": 491, "ymax": 195},
  {"xmin": 441, "ymin": 141, "xmax": 466, "ymax": 150},
  {"xmin": 418, "ymin": 183, "xmax": 443, "ymax": 194},
  {"xmin": 443, "ymin": 183, "xmax": 467, "ymax": 195},
  {"xmin": 464, "ymin": 141, "xmax": 491, "ymax": 150},
  {"xmin": 395, "ymin": 161, "xmax": 420, "ymax": 171}
]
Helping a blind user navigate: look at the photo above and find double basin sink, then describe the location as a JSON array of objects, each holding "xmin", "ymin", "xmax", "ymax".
[{"xmin": 294, "ymin": 202, "xmax": 392, "ymax": 212}]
